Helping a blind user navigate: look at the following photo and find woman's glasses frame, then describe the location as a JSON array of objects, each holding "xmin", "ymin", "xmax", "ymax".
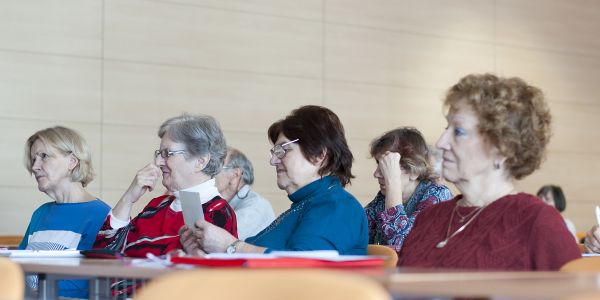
[{"xmin": 270, "ymin": 139, "xmax": 299, "ymax": 159}]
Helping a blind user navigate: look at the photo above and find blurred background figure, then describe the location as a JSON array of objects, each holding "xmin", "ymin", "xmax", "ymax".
[
  {"xmin": 215, "ymin": 147, "xmax": 275, "ymax": 240},
  {"xmin": 537, "ymin": 185, "xmax": 577, "ymax": 241},
  {"xmin": 22, "ymin": 126, "xmax": 110, "ymax": 298},
  {"xmin": 364, "ymin": 127, "xmax": 452, "ymax": 252}
]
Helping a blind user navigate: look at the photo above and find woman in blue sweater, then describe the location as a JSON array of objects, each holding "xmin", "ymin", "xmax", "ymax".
[
  {"xmin": 21, "ymin": 126, "xmax": 110, "ymax": 298},
  {"xmin": 180, "ymin": 105, "xmax": 368, "ymax": 255}
]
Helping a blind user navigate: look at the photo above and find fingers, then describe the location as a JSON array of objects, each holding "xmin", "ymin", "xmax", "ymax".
[{"xmin": 585, "ymin": 225, "xmax": 600, "ymax": 253}]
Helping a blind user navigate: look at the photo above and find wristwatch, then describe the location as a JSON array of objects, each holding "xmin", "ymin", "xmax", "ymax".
[{"xmin": 226, "ymin": 240, "xmax": 242, "ymax": 254}]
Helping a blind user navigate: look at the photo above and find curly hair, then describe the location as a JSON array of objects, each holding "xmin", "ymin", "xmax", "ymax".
[
  {"xmin": 444, "ymin": 73, "xmax": 552, "ymax": 179},
  {"xmin": 370, "ymin": 127, "xmax": 437, "ymax": 181}
]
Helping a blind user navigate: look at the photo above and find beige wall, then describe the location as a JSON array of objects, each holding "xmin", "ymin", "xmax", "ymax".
[{"xmin": 1, "ymin": 0, "xmax": 599, "ymax": 235}]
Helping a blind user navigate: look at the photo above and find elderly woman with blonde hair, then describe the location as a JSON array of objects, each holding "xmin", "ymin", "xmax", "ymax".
[
  {"xmin": 22, "ymin": 126, "xmax": 110, "ymax": 298},
  {"xmin": 398, "ymin": 74, "xmax": 580, "ymax": 270}
]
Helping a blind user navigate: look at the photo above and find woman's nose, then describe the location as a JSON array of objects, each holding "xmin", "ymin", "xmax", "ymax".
[
  {"xmin": 269, "ymin": 154, "xmax": 280, "ymax": 166},
  {"xmin": 436, "ymin": 130, "xmax": 450, "ymax": 150},
  {"xmin": 373, "ymin": 165, "xmax": 381, "ymax": 178},
  {"xmin": 154, "ymin": 155, "xmax": 165, "ymax": 166}
]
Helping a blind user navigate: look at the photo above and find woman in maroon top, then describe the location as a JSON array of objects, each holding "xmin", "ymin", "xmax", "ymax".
[
  {"xmin": 398, "ymin": 74, "xmax": 580, "ymax": 271},
  {"xmin": 94, "ymin": 114, "xmax": 237, "ymax": 257}
]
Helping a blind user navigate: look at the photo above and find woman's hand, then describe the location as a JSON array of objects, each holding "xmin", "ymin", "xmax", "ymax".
[
  {"xmin": 585, "ymin": 225, "xmax": 600, "ymax": 253},
  {"xmin": 123, "ymin": 164, "xmax": 162, "ymax": 204},
  {"xmin": 112, "ymin": 164, "xmax": 162, "ymax": 222},
  {"xmin": 179, "ymin": 221, "xmax": 237, "ymax": 254},
  {"xmin": 378, "ymin": 152, "xmax": 404, "ymax": 208}
]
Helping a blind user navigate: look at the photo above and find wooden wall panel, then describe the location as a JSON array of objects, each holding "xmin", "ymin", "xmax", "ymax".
[
  {"xmin": 325, "ymin": 24, "xmax": 495, "ymax": 89},
  {"xmin": 325, "ymin": 81, "xmax": 446, "ymax": 142},
  {"xmin": 496, "ymin": 46, "xmax": 600, "ymax": 104},
  {"xmin": 0, "ymin": 1, "xmax": 101, "ymax": 56},
  {"xmin": 148, "ymin": 0, "xmax": 323, "ymax": 20},
  {"xmin": 104, "ymin": 0, "xmax": 323, "ymax": 77},
  {"xmin": 326, "ymin": 0, "xmax": 494, "ymax": 42},
  {"xmin": 496, "ymin": 0, "xmax": 600, "ymax": 56},
  {"xmin": 103, "ymin": 61, "xmax": 321, "ymax": 130},
  {"xmin": 0, "ymin": 52, "xmax": 101, "ymax": 122}
]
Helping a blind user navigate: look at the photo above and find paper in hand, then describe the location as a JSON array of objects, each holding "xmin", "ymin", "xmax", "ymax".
[{"xmin": 180, "ymin": 191, "xmax": 206, "ymax": 228}]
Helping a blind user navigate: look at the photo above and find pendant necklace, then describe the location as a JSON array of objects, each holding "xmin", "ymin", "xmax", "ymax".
[{"xmin": 435, "ymin": 202, "xmax": 489, "ymax": 249}]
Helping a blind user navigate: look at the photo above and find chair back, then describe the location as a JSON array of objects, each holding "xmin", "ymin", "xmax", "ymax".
[
  {"xmin": 135, "ymin": 269, "xmax": 391, "ymax": 300},
  {"xmin": 367, "ymin": 244, "xmax": 398, "ymax": 268},
  {"xmin": 560, "ymin": 257, "xmax": 600, "ymax": 272},
  {"xmin": 0, "ymin": 235, "xmax": 22, "ymax": 249},
  {"xmin": 0, "ymin": 258, "xmax": 24, "ymax": 300}
]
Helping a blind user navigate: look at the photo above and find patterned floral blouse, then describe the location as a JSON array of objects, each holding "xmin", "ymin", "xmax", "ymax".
[{"xmin": 364, "ymin": 180, "xmax": 452, "ymax": 252}]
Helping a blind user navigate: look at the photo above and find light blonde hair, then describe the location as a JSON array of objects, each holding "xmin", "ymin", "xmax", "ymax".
[{"xmin": 24, "ymin": 126, "xmax": 94, "ymax": 187}]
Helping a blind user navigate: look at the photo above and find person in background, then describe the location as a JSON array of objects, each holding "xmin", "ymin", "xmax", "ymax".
[
  {"xmin": 364, "ymin": 127, "xmax": 452, "ymax": 252},
  {"xmin": 537, "ymin": 185, "xmax": 577, "ymax": 241},
  {"xmin": 398, "ymin": 73, "xmax": 580, "ymax": 270},
  {"xmin": 22, "ymin": 126, "xmax": 110, "ymax": 298},
  {"xmin": 180, "ymin": 105, "xmax": 368, "ymax": 255},
  {"xmin": 215, "ymin": 147, "xmax": 276, "ymax": 240},
  {"xmin": 94, "ymin": 114, "xmax": 237, "ymax": 257}
]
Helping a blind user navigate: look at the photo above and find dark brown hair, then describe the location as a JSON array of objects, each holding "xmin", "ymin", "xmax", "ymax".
[
  {"xmin": 268, "ymin": 105, "xmax": 354, "ymax": 186},
  {"xmin": 370, "ymin": 127, "xmax": 436, "ymax": 181},
  {"xmin": 537, "ymin": 185, "xmax": 566, "ymax": 212}
]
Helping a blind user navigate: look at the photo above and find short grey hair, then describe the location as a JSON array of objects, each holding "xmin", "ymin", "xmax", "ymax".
[
  {"xmin": 225, "ymin": 147, "xmax": 254, "ymax": 185},
  {"xmin": 158, "ymin": 114, "xmax": 226, "ymax": 177}
]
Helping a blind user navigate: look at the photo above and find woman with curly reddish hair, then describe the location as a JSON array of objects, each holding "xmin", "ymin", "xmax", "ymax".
[{"xmin": 398, "ymin": 74, "xmax": 580, "ymax": 270}]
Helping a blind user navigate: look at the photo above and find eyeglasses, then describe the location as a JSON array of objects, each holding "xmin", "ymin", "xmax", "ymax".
[
  {"xmin": 154, "ymin": 149, "xmax": 186, "ymax": 159},
  {"xmin": 270, "ymin": 139, "xmax": 299, "ymax": 159}
]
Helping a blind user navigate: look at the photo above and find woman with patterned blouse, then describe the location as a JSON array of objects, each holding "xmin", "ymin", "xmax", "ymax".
[{"xmin": 364, "ymin": 127, "xmax": 452, "ymax": 252}]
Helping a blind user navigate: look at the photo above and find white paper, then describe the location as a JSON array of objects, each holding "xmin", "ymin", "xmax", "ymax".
[
  {"xmin": 180, "ymin": 191, "xmax": 206, "ymax": 228},
  {"xmin": 595, "ymin": 206, "xmax": 600, "ymax": 226},
  {"xmin": 0, "ymin": 250, "xmax": 83, "ymax": 258},
  {"xmin": 205, "ymin": 250, "xmax": 340, "ymax": 260}
]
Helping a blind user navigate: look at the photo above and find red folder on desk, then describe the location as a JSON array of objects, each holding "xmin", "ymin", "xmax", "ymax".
[{"xmin": 170, "ymin": 256, "xmax": 385, "ymax": 268}]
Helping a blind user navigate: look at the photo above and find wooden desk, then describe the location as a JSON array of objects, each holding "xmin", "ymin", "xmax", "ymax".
[
  {"xmin": 14, "ymin": 258, "xmax": 600, "ymax": 300},
  {"xmin": 14, "ymin": 257, "xmax": 180, "ymax": 300},
  {"xmin": 386, "ymin": 270, "xmax": 600, "ymax": 300}
]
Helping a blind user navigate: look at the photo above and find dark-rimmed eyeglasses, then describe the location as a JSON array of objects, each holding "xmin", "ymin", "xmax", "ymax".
[
  {"xmin": 270, "ymin": 139, "xmax": 299, "ymax": 159},
  {"xmin": 154, "ymin": 149, "xmax": 186, "ymax": 159}
]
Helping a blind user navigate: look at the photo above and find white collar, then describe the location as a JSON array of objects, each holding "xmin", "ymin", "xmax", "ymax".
[{"xmin": 170, "ymin": 179, "xmax": 221, "ymax": 212}]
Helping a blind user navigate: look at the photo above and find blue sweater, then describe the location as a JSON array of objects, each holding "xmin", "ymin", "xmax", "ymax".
[
  {"xmin": 246, "ymin": 176, "xmax": 368, "ymax": 255},
  {"xmin": 20, "ymin": 199, "xmax": 110, "ymax": 298}
]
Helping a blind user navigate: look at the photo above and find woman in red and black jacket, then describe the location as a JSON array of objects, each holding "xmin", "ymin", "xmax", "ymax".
[{"xmin": 94, "ymin": 114, "xmax": 237, "ymax": 257}]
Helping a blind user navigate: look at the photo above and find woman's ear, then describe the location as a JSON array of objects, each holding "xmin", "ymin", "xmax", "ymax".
[
  {"xmin": 311, "ymin": 149, "xmax": 328, "ymax": 166},
  {"xmin": 67, "ymin": 153, "xmax": 79, "ymax": 171},
  {"xmin": 409, "ymin": 172, "xmax": 419, "ymax": 181},
  {"xmin": 195, "ymin": 155, "xmax": 210, "ymax": 172}
]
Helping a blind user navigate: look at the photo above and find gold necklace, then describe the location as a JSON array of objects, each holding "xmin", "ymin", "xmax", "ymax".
[
  {"xmin": 435, "ymin": 203, "xmax": 489, "ymax": 249},
  {"xmin": 454, "ymin": 205, "xmax": 480, "ymax": 223}
]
